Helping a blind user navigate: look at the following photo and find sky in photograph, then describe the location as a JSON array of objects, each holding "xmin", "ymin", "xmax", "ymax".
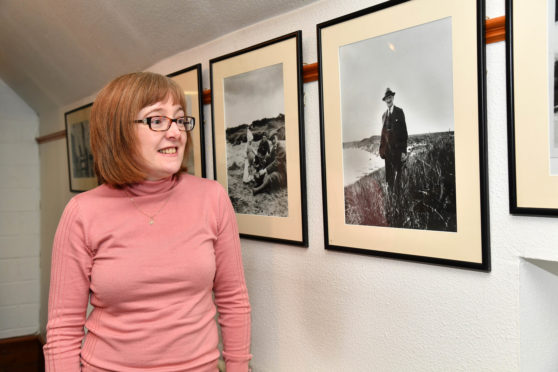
[
  {"xmin": 340, "ymin": 17, "xmax": 454, "ymax": 142},
  {"xmin": 224, "ymin": 63, "xmax": 284, "ymax": 129}
]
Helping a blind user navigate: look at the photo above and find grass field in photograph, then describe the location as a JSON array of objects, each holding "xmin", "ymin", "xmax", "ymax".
[{"xmin": 344, "ymin": 131, "xmax": 457, "ymax": 232}]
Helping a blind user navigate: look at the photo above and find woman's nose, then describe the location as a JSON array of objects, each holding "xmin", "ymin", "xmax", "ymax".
[{"xmin": 165, "ymin": 121, "xmax": 181, "ymax": 138}]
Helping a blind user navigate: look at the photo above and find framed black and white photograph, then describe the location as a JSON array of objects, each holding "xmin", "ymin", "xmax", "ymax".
[
  {"xmin": 168, "ymin": 64, "xmax": 206, "ymax": 178},
  {"xmin": 65, "ymin": 103, "xmax": 98, "ymax": 193},
  {"xmin": 318, "ymin": 0, "xmax": 490, "ymax": 270},
  {"xmin": 210, "ymin": 31, "xmax": 307, "ymax": 245},
  {"xmin": 506, "ymin": 0, "xmax": 558, "ymax": 215}
]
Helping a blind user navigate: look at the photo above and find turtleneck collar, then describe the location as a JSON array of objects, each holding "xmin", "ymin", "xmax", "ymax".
[{"xmin": 124, "ymin": 175, "xmax": 179, "ymax": 197}]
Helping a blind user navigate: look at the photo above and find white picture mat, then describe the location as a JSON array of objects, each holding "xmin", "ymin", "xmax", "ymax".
[
  {"xmin": 212, "ymin": 37, "xmax": 303, "ymax": 242},
  {"xmin": 66, "ymin": 105, "xmax": 97, "ymax": 191},
  {"xmin": 321, "ymin": 0, "xmax": 483, "ymax": 263},
  {"xmin": 514, "ymin": 0, "xmax": 558, "ymax": 208},
  {"xmin": 170, "ymin": 68, "xmax": 203, "ymax": 177},
  {"xmin": 548, "ymin": 0, "xmax": 558, "ymax": 171}
]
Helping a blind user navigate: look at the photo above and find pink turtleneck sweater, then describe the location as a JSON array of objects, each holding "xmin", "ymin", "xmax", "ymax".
[{"xmin": 43, "ymin": 174, "xmax": 251, "ymax": 371}]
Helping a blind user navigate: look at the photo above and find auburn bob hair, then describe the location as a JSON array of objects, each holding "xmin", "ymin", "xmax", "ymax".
[{"xmin": 90, "ymin": 72, "xmax": 191, "ymax": 187}]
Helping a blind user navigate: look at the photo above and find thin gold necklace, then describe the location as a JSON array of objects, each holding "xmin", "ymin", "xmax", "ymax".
[{"xmin": 126, "ymin": 190, "xmax": 173, "ymax": 225}]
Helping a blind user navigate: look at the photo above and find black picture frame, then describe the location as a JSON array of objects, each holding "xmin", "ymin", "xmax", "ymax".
[
  {"xmin": 317, "ymin": 0, "xmax": 490, "ymax": 271},
  {"xmin": 64, "ymin": 103, "xmax": 98, "ymax": 193},
  {"xmin": 506, "ymin": 0, "xmax": 558, "ymax": 216},
  {"xmin": 210, "ymin": 31, "xmax": 308, "ymax": 246},
  {"xmin": 168, "ymin": 64, "xmax": 207, "ymax": 178}
]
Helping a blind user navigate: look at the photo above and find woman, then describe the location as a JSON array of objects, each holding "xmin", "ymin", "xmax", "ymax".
[
  {"xmin": 242, "ymin": 126, "xmax": 255, "ymax": 183},
  {"xmin": 43, "ymin": 72, "xmax": 251, "ymax": 371}
]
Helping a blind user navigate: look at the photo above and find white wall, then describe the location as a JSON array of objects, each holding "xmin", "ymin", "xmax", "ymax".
[
  {"xmin": 147, "ymin": 1, "xmax": 525, "ymax": 370},
  {"xmin": 35, "ymin": 0, "xmax": 558, "ymax": 370},
  {"xmin": 0, "ymin": 79, "xmax": 40, "ymax": 339}
]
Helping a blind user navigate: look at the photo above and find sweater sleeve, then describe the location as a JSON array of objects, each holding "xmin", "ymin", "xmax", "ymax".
[
  {"xmin": 43, "ymin": 197, "xmax": 92, "ymax": 371},
  {"xmin": 212, "ymin": 185, "xmax": 252, "ymax": 372}
]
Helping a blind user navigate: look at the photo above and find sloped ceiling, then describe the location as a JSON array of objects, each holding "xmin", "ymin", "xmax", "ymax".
[{"xmin": 0, "ymin": 0, "xmax": 318, "ymax": 116}]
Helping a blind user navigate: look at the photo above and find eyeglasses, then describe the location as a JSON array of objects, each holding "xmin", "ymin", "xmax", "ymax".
[{"xmin": 133, "ymin": 116, "xmax": 195, "ymax": 132}]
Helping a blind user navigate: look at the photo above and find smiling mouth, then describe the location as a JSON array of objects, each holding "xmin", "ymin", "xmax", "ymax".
[{"xmin": 158, "ymin": 147, "xmax": 177, "ymax": 154}]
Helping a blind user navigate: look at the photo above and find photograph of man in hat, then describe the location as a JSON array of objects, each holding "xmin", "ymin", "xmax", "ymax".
[
  {"xmin": 339, "ymin": 18, "xmax": 457, "ymax": 232},
  {"xmin": 379, "ymin": 88, "xmax": 408, "ymax": 195}
]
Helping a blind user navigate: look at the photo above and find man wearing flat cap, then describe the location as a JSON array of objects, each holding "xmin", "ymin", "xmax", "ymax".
[{"xmin": 379, "ymin": 88, "xmax": 408, "ymax": 197}]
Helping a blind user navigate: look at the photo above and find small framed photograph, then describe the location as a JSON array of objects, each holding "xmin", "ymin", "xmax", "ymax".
[
  {"xmin": 506, "ymin": 0, "xmax": 558, "ymax": 215},
  {"xmin": 168, "ymin": 64, "xmax": 206, "ymax": 178},
  {"xmin": 65, "ymin": 103, "xmax": 98, "ymax": 193},
  {"xmin": 210, "ymin": 31, "xmax": 308, "ymax": 246},
  {"xmin": 318, "ymin": 0, "xmax": 490, "ymax": 270}
]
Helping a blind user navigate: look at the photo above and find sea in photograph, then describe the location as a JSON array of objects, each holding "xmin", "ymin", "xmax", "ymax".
[{"xmin": 342, "ymin": 148, "xmax": 384, "ymax": 187}]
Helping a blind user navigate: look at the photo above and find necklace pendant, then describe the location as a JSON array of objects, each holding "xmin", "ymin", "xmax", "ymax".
[{"xmin": 126, "ymin": 188, "xmax": 172, "ymax": 226}]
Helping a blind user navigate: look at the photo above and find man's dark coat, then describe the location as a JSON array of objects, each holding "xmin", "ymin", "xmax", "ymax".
[
  {"xmin": 379, "ymin": 105, "xmax": 407, "ymax": 160},
  {"xmin": 379, "ymin": 105, "xmax": 408, "ymax": 195}
]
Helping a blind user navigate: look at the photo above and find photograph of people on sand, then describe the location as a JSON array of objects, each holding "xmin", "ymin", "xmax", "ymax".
[
  {"xmin": 211, "ymin": 31, "xmax": 307, "ymax": 245},
  {"xmin": 224, "ymin": 63, "xmax": 288, "ymax": 217},
  {"xmin": 340, "ymin": 17, "xmax": 457, "ymax": 232}
]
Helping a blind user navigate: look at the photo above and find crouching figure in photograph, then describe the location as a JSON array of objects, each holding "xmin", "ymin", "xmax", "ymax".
[
  {"xmin": 253, "ymin": 134, "xmax": 287, "ymax": 195},
  {"xmin": 43, "ymin": 72, "xmax": 252, "ymax": 372}
]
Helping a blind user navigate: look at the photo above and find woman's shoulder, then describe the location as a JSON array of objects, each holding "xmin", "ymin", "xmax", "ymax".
[
  {"xmin": 175, "ymin": 174, "xmax": 230, "ymax": 216},
  {"xmin": 68, "ymin": 183, "xmax": 123, "ymax": 211},
  {"xmin": 73, "ymin": 183, "xmax": 120, "ymax": 200},
  {"xmin": 176, "ymin": 173, "xmax": 226, "ymax": 196}
]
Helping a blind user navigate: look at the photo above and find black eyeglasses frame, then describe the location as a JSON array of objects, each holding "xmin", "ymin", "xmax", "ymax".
[{"xmin": 133, "ymin": 116, "xmax": 195, "ymax": 132}]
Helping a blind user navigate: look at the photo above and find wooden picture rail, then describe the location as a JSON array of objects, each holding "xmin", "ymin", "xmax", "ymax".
[
  {"xmin": 36, "ymin": 129, "xmax": 67, "ymax": 144},
  {"xmin": 36, "ymin": 16, "xmax": 505, "ymax": 144}
]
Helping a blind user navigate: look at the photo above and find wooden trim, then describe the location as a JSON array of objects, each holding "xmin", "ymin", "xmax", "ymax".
[
  {"xmin": 35, "ymin": 129, "xmax": 66, "ymax": 144},
  {"xmin": 202, "ymin": 89, "xmax": 211, "ymax": 105},
  {"xmin": 486, "ymin": 16, "xmax": 505, "ymax": 44},
  {"xmin": 303, "ymin": 63, "xmax": 319, "ymax": 83},
  {"xmin": 0, "ymin": 334, "xmax": 41, "ymax": 344},
  {"xmin": 0, "ymin": 334, "xmax": 45, "ymax": 371},
  {"xmin": 36, "ymin": 16, "xmax": 506, "ymax": 145}
]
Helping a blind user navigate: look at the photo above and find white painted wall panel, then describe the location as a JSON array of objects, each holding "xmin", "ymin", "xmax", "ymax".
[
  {"xmin": 0, "ymin": 79, "xmax": 40, "ymax": 339},
  {"xmin": 521, "ymin": 259, "xmax": 558, "ymax": 371}
]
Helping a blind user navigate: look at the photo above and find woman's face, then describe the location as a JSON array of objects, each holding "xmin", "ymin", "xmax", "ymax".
[{"xmin": 135, "ymin": 96, "xmax": 187, "ymax": 180}]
